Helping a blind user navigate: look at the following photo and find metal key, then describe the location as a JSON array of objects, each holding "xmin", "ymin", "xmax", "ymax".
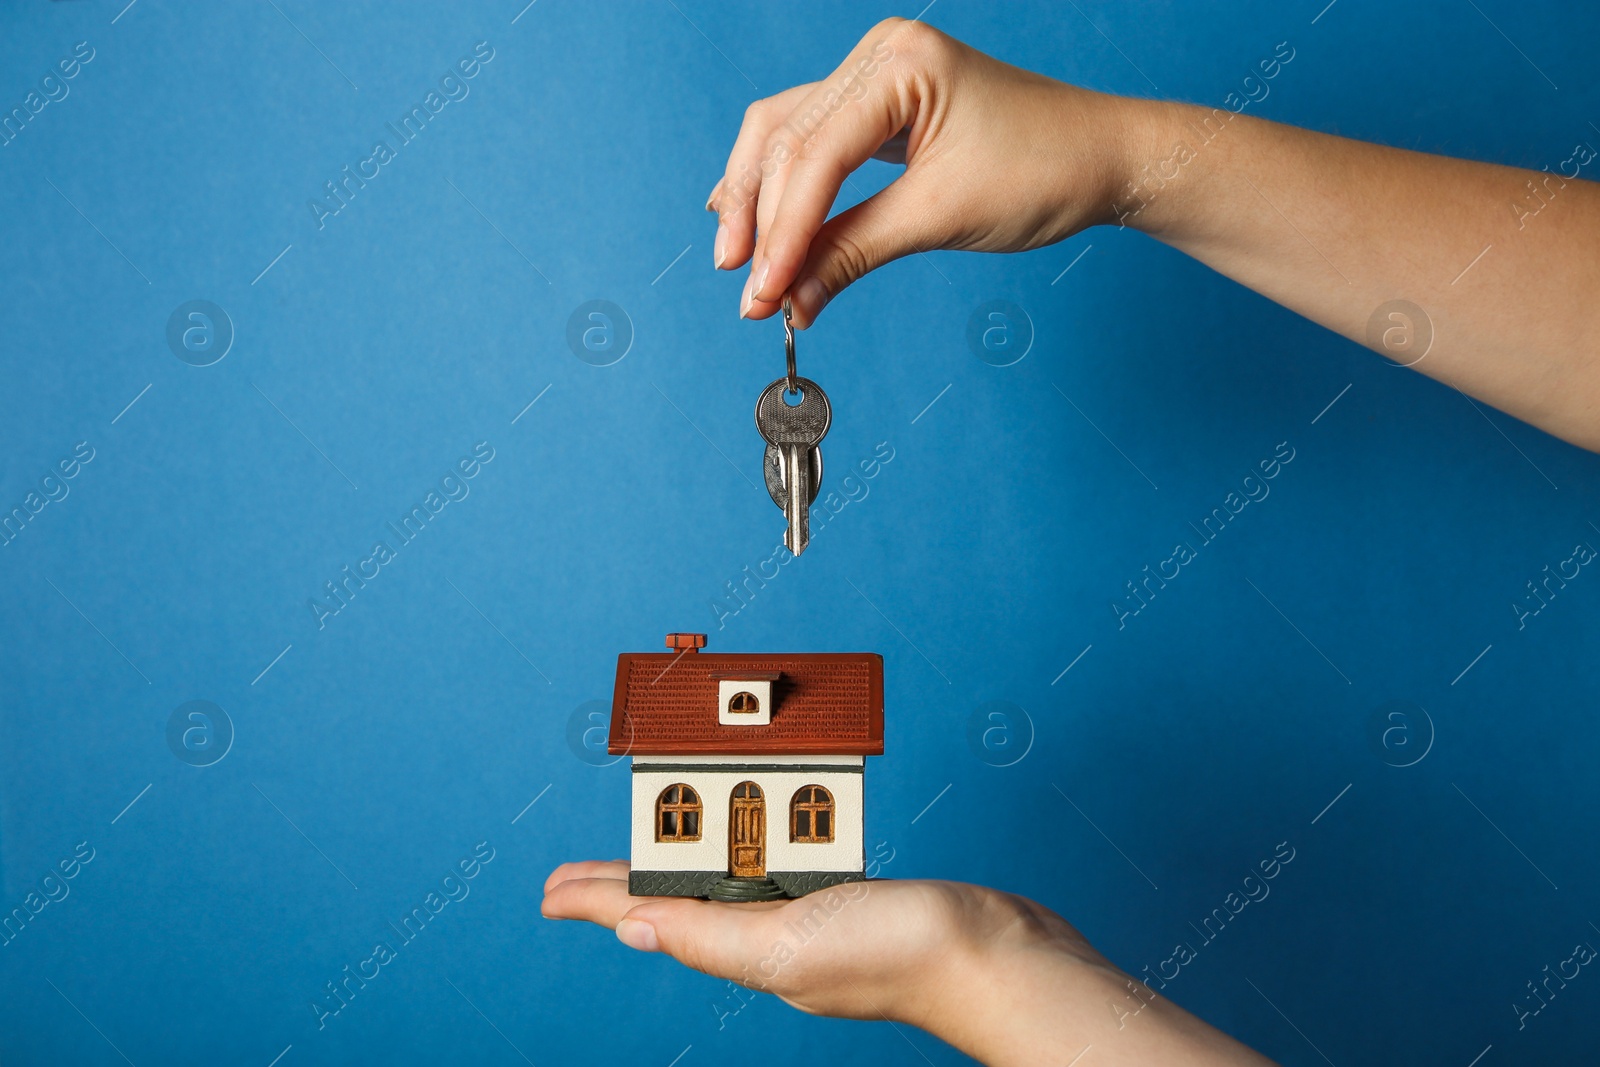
[
  {"xmin": 763, "ymin": 441, "xmax": 821, "ymax": 513},
  {"xmin": 755, "ymin": 375, "xmax": 830, "ymax": 556}
]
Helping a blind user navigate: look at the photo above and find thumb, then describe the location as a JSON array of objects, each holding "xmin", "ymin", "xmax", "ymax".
[
  {"xmin": 786, "ymin": 178, "xmax": 943, "ymax": 329},
  {"xmin": 617, "ymin": 898, "xmax": 785, "ymax": 987}
]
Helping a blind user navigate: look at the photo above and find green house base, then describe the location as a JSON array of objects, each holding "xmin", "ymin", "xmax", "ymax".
[{"xmin": 630, "ymin": 869, "xmax": 865, "ymax": 900}]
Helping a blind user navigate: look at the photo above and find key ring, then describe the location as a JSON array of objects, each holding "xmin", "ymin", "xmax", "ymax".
[{"xmin": 782, "ymin": 296, "xmax": 798, "ymax": 395}]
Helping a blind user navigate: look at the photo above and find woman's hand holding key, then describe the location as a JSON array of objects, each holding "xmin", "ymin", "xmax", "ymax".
[
  {"xmin": 709, "ymin": 18, "xmax": 1600, "ymax": 453},
  {"xmin": 708, "ymin": 18, "xmax": 1131, "ymax": 330}
]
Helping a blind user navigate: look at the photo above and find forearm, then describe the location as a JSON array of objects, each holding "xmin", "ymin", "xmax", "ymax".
[
  {"xmin": 906, "ymin": 939, "xmax": 1277, "ymax": 1066},
  {"xmin": 1111, "ymin": 98, "xmax": 1600, "ymax": 450}
]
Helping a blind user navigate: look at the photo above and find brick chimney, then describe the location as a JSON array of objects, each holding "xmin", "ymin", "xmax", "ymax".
[{"xmin": 665, "ymin": 632, "xmax": 707, "ymax": 653}]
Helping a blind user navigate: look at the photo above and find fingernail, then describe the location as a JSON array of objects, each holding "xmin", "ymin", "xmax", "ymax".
[
  {"xmin": 616, "ymin": 918, "xmax": 660, "ymax": 952},
  {"xmin": 740, "ymin": 273, "xmax": 755, "ymax": 318},
  {"xmin": 714, "ymin": 222, "xmax": 728, "ymax": 269},
  {"xmin": 794, "ymin": 277, "xmax": 828, "ymax": 322},
  {"xmin": 751, "ymin": 258, "xmax": 771, "ymax": 301},
  {"xmin": 704, "ymin": 183, "xmax": 720, "ymax": 212}
]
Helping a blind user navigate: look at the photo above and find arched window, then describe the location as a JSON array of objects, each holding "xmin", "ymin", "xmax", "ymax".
[
  {"xmin": 656, "ymin": 784, "xmax": 701, "ymax": 842},
  {"xmin": 790, "ymin": 785, "xmax": 834, "ymax": 843},
  {"xmin": 727, "ymin": 691, "xmax": 760, "ymax": 714}
]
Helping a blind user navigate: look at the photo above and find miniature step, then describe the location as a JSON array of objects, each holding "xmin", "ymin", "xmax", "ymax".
[{"xmin": 706, "ymin": 876, "xmax": 788, "ymax": 903}]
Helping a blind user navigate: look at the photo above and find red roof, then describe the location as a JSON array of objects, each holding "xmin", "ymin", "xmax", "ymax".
[{"xmin": 608, "ymin": 639, "xmax": 884, "ymax": 756}]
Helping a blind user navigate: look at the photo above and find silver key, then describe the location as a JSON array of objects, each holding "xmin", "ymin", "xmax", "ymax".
[
  {"xmin": 763, "ymin": 441, "xmax": 821, "ymax": 512},
  {"xmin": 755, "ymin": 376, "xmax": 830, "ymax": 556}
]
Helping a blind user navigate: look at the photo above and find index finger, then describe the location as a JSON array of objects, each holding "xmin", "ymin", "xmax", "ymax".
[
  {"xmin": 543, "ymin": 859, "xmax": 629, "ymax": 896},
  {"xmin": 751, "ymin": 18, "xmax": 930, "ymax": 305}
]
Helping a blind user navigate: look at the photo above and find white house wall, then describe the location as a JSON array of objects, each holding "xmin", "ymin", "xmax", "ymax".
[
  {"xmin": 633, "ymin": 755, "xmax": 863, "ymax": 767},
  {"xmin": 631, "ymin": 765, "xmax": 864, "ymax": 874}
]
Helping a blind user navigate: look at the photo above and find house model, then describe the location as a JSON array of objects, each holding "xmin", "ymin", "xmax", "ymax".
[{"xmin": 609, "ymin": 632, "xmax": 884, "ymax": 902}]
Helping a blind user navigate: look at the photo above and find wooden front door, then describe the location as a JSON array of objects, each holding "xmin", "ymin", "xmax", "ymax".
[{"xmin": 729, "ymin": 782, "xmax": 765, "ymax": 877}]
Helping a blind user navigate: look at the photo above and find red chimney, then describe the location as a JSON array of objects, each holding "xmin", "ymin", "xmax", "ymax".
[{"xmin": 665, "ymin": 633, "xmax": 707, "ymax": 653}]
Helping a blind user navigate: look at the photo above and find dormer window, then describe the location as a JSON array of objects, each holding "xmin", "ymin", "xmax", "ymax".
[{"xmin": 714, "ymin": 673, "xmax": 779, "ymax": 726}]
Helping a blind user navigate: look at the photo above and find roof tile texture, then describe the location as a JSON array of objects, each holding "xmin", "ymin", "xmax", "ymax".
[{"xmin": 609, "ymin": 652, "xmax": 884, "ymax": 755}]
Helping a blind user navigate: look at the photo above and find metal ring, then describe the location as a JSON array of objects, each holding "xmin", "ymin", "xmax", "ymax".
[{"xmin": 782, "ymin": 296, "xmax": 798, "ymax": 393}]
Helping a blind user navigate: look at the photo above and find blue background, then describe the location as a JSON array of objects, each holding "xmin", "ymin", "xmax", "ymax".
[{"xmin": 2, "ymin": 1, "xmax": 1597, "ymax": 1064}]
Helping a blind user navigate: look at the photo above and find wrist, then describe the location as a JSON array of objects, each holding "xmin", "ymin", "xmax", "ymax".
[
  {"xmin": 896, "ymin": 907, "xmax": 1269, "ymax": 1067},
  {"xmin": 895, "ymin": 908, "xmax": 1128, "ymax": 1064},
  {"xmin": 1101, "ymin": 96, "xmax": 1186, "ymax": 236},
  {"xmin": 914, "ymin": 939, "xmax": 1266, "ymax": 1067}
]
